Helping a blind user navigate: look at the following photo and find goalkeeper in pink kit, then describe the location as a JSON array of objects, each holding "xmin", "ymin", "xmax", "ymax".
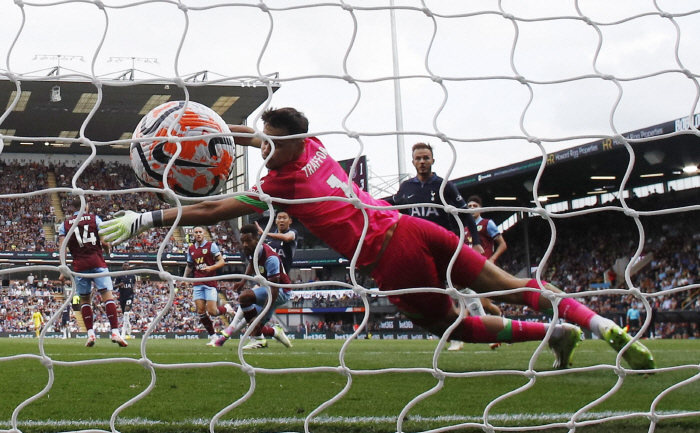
[{"xmin": 101, "ymin": 107, "xmax": 655, "ymax": 370}]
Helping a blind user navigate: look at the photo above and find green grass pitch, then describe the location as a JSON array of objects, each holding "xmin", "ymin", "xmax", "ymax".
[{"xmin": 1, "ymin": 337, "xmax": 699, "ymax": 433}]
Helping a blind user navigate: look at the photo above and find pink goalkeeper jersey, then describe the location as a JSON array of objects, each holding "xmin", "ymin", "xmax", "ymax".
[{"xmin": 237, "ymin": 137, "xmax": 399, "ymax": 267}]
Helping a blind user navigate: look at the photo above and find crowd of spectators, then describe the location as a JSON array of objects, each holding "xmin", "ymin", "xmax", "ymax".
[
  {"xmin": 0, "ymin": 160, "xmax": 237, "ymax": 255},
  {"xmin": 0, "ymin": 161, "xmax": 53, "ymax": 251}
]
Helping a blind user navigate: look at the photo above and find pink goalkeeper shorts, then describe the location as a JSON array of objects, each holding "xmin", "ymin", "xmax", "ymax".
[{"xmin": 371, "ymin": 215, "xmax": 487, "ymax": 321}]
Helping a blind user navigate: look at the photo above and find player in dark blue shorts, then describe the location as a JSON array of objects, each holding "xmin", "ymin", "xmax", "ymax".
[{"xmin": 114, "ymin": 261, "xmax": 136, "ymax": 339}]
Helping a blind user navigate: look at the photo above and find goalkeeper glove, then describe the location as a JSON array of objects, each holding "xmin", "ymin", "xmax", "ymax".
[{"xmin": 98, "ymin": 210, "xmax": 163, "ymax": 245}]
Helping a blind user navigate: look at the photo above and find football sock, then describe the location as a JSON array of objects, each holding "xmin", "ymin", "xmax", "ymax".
[
  {"xmin": 261, "ymin": 325, "xmax": 275, "ymax": 337},
  {"xmin": 105, "ymin": 300, "xmax": 119, "ymax": 330},
  {"xmin": 523, "ymin": 279, "xmax": 597, "ymax": 330},
  {"xmin": 81, "ymin": 304, "xmax": 94, "ymax": 331},
  {"xmin": 458, "ymin": 316, "xmax": 548, "ymax": 343},
  {"xmin": 199, "ymin": 313, "xmax": 215, "ymax": 335}
]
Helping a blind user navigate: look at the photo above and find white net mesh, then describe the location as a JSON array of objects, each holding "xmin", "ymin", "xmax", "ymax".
[{"xmin": 1, "ymin": 1, "xmax": 700, "ymax": 432}]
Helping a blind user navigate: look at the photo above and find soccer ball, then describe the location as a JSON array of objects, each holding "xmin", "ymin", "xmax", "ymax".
[{"xmin": 130, "ymin": 100, "xmax": 235, "ymax": 204}]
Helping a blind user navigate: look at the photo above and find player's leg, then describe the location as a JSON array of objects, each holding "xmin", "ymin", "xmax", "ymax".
[
  {"xmin": 238, "ymin": 287, "xmax": 277, "ymax": 349},
  {"xmin": 215, "ymin": 306, "xmax": 247, "ymax": 346},
  {"xmin": 120, "ymin": 299, "xmax": 130, "ymax": 338},
  {"xmin": 95, "ymin": 270, "xmax": 127, "ymax": 347},
  {"xmin": 75, "ymin": 276, "xmax": 97, "ymax": 347},
  {"xmin": 371, "ymin": 216, "xmax": 581, "ymax": 368},
  {"xmin": 257, "ymin": 288, "xmax": 292, "ymax": 348},
  {"xmin": 466, "ymin": 258, "xmax": 655, "ymax": 370},
  {"xmin": 480, "ymin": 297, "xmax": 503, "ymax": 350},
  {"xmin": 193, "ymin": 285, "xmax": 219, "ymax": 344},
  {"xmin": 206, "ymin": 290, "xmax": 229, "ymax": 318}
]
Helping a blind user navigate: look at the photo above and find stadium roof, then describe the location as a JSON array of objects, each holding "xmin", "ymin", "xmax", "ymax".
[
  {"xmin": 0, "ymin": 76, "xmax": 278, "ymax": 155},
  {"xmin": 451, "ymin": 114, "xmax": 700, "ymax": 225}
]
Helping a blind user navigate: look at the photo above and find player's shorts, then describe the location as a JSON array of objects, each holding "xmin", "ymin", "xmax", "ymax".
[
  {"xmin": 75, "ymin": 267, "xmax": 113, "ymax": 296},
  {"xmin": 120, "ymin": 296, "xmax": 134, "ymax": 312},
  {"xmin": 370, "ymin": 215, "xmax": 487, "ymax": 322},
  {"xmin": 252, "ymin": 287, "xmax": 291, "ymax": 324},
  {"xmin": 193, "ymin": 284, "xmax": 218, "ymax": 302}
]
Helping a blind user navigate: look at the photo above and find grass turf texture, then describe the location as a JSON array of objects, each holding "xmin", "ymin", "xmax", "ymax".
[{"xmin": 1, "ymin": 338, "xmax": 698, "ymax": 433}]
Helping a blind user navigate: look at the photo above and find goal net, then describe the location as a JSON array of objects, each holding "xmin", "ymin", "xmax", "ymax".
[{"xmin": 1, "ymin": 1, "xmax": 699, "ymax": 432}]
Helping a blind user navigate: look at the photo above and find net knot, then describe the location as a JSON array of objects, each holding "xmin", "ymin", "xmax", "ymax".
[
  {"xmin": 524, "ymin": 369, "xmax": 536, "ymax": 380},
  {"xmin": 177, "ymin": 3, "xmax": 187, "ymax": 12},
  {"xmin": 437, "ymin": 133, "xmax": 448, "ymax": 142},
  {"xmin": 40, "ymin": 356, "xmax": 53, "ymax": 368},
  {"xmin": 337, "ymin": 366, "xmax": 351, "ymax": 377},
  {"xmin": 257, "ymin": 3, "xmax": 269, "ymax": 13},
  {"xmin": 346, "ymin": 131, "xmax": 359, "ymax": 139},
  {"xmin": 71, "ymin": 187, "xmax": 85, "ymax": 197},
  {"xmin": 539, "ymin": 289, "xmax": 557, "ymax": 302},
  {"xmin": 623, "ymin": 208, "xmax": 639, "ymax": 218},
  {"xmin": 421, "ymin": 7, "xmax": 433, "ymax": 18},
  {"xmin": 533, "ymin": 207, "xmax": 548, "ymax": 219},
  {"xmin": 515, "ymin": 75, "xmax": 527, "ymax": 85},
  {"xmin": 58, "ymin": 265, "xmax": 71, "ymax": 278},
  {"xmin": 13, "ymin": 0, "xmax": 23, "ymax": 6},
  {"xmin": 253, "ymin": 275, "xmax": 268, "ymax": 287},
  {"xmin": 600, "ymin": 74, "xmax": 615, "ymax": 81},
  {"xmin": 659, "ymin": 12, "xmax": 672, "ymax": 19},
  {"xmin": 614, "ymin": 366, "xmax": 626, "ymax": 378},
  {"xmin": 139, "ymin": 358, "xmax": 153, "ymax": 369},
  {"xmin": 93, "ymin": 0, "xmax": 104, "ymax": 10},
  {"xmin": 5, "ymin": 71, "xmax": 18, "ymax": 81},
  {"xmin": 628, "ymin": 287, "xmax": 642, "ymax": 299},
  {"xmin": 431, "ymin": 76, "xmax": 443, "ymax": 84},
  {"xmin": 526, "ymin": 136, "xmax": 540, "ymax": 144},
  {"xmin": 341, "ymin": 3, "xmax": 353, "ymax": 11},
  {"xmin": 682, "ymin": 68, "xmax": 693, "ymax": 79},
  {"xmin": 502, "ymin": 13, "xmax": 515, "ymax": 20},
  {"xmin": 431, "ymin": 369, "xmax": 445, "ymax": 380},
  {"xmin": 258, "ymin": 193, "xmax": 271, "ymax": 204},
  {"xmin": 350, "ymin": 197, "xmax": 363, "ymax": 209},
  {"xmin": 647, "ymin": 413, "xmax": 660, "ymax": 424},
  {"xmin": 445, "ymin": 286, "xmax": 460, "ymax": 299},
  {"xmin": 173, "ymin": 77, "xmax": 186, "ymax": 88},
  {"xmin": 158, "ymin": 271, "xmax": 172, "ymax": 281},
  {"xmin": 241, "ymin": 364, "xmax": 256, "ymax": 375},
  {"xmin": 342, "ymin": 74, "xmax": 355, "ymax": 84},
  {"xmin": 443, "ymin": 204, "xmax": 457, "ymax": 216},
  {"xmin": 162, "ymin": 190, "xmax": 178, "ymax": 204}
]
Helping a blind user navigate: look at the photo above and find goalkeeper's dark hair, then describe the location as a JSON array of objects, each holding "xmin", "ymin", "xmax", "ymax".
[
  {"xmin": 239, "ymin": 224, "xmax": 259, "ymax": 238},
  {"xmin": 261, "ymin": 107, "xmax": 309, "ymax": 136}
]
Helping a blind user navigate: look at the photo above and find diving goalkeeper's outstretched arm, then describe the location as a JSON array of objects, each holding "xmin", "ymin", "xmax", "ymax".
[
  {"xmin": 99, "ymin": 124, "xmax": 260, "ymax": 245},
  {"xmin": 99, "ymin": 193, "xmax": 255, "ymax": 245}
]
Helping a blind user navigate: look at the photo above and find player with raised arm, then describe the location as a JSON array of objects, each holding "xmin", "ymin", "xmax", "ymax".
[
  {"xmin": 59, "ymin": 198, "xmax": 127, "ymax": 347},
  {"xmin": 226, "ymin": 211, "xmax": 299, "ymax": 338},
  {"xmin": 213, "ymin": 224, "xmax": 292, "ymax": 349},
  {"xmin": 114, "ymin": 261, "xmax": 136, "ymax": 339},
  {"xmin": 184, "ymin": 226, "xmax": 231, "ymax": 345},
  {"xmin": 100, "ymin": 107, "xmax": 655, "ymax": 370},
  {"xmin": 257, "ymin": 211, "xmax": 297, "ymax": 274}
]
